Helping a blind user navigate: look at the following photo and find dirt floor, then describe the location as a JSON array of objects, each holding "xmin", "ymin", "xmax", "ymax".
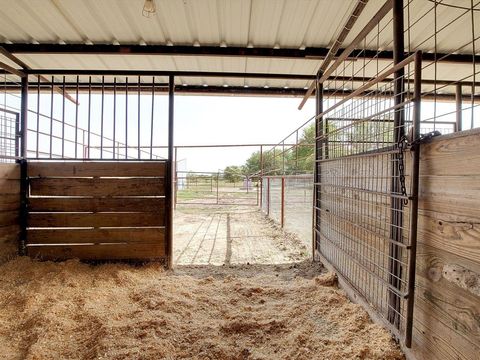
[
  {"xmin": 0, "ymin": 257, "xmax": 404, "ymax": 360},
  {"xmin": 174, "ymin": 205, "xmax": 309, "ymax": 265}
]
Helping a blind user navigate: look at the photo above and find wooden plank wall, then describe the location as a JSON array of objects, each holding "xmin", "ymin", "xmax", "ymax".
[
  {"xmin": 26, "ymin": 161, "xmax": 168, "ymax": 262},
  {"xmin": 0, "ymin": 163, "xmax": 20, "ymax": 263},
  {"xmin": 411, "ymin": 129, "xmax": 480, "ymax": 360}
]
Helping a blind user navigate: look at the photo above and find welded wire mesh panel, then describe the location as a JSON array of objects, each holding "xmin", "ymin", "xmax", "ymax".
[
  {"xmin": 176, "ymin": 171, "xmax": 258, "ymax": 206},
  {"xmin": 313, "ymin": 2, "xmax": 422, "ymax": 342},
  {"xmin": 284, "ymin": 175, "xmax": 313, "ymax": 249},
  {"xmin": 268, "ymin": 177, "xmax": 282, "ymax": 224},
  {"xmin": 0, "ymin": 109, "xmax": 19, "ymax": 162},
  {"xmin": 261, "ymin": 179, "xmax": 268, "ymax": 213}
]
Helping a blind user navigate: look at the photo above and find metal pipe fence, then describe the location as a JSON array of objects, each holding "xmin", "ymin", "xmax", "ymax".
[
  {"xmin": 175, "ymin": 170, "xmax": 259, "ymax": 206},
  {"xmin": 261, "ymin": 175, "xmax": 313, "ymax": 251}
]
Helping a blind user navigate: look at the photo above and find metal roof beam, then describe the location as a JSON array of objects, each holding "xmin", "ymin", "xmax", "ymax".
[
  {"xmin": 2, "ymin": 43, "xmax": 479, "ymax": 64},
  {"xmin": 0, "ymin": 46, "xmax": 78, "ymax": 104}
]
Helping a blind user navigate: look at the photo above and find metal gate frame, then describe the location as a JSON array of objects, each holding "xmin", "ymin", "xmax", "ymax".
[{"xmin": 313, "ymin": 47, "xmax": 422, "ymax": 348}]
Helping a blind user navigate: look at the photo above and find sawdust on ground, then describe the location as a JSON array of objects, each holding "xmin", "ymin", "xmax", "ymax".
[{"xmin": 0, "ymin": 257, "xmax": 404, "ymax": 360}]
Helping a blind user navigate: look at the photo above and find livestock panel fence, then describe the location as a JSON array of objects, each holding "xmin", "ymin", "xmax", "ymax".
[{"xmin": 261, "ymin": 175, "xmax": 313, "ymax": 250}]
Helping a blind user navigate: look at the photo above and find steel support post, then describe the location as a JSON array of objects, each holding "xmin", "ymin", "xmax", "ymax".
[
  {"xmin": 405, "ymin": 50, "xmax": 422, "ymax": 349},
  {"xmin": 387, "ymin": 0, "xmax": 406, "ymax": 329},
  {"xmin": 281, "ymin": 176, "xmax": 285, "ymax": 228},
  {"xmin": 313, "ymin": 75, "xmax": 323, "ymax": 260},
  {"xmin": 18, "ymin": 76, "xmax": 28, "ymax": 255},
  {"xmin": 165, "ymin": 76, "xmax": 174, "ymax": 268},
  {"xmin": 259, "ymin": 145, "xmax": 263, "ymax": 208},
  {"xmin": 456, "ymin": 84, "xmax": 463, "ymax": 132}
]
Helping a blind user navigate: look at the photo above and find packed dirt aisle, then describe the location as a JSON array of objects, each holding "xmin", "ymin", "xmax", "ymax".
[
  {"xmin": 174, "ymin": 205, "xmax": 309, "ymax": 265},
  {"xmin": 0, "ymin": 258, "xmax": 404, "ymax": 360}
]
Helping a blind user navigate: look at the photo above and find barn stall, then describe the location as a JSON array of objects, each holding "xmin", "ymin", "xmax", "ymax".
[{"xmin": 0, "ymin": 0, "xmax": 479, "ymax": 359}]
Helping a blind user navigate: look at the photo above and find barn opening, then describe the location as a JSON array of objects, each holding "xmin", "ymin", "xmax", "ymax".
[{"xmin": 0, "ymin": 0, "xmax": 479, "ymax": 359}]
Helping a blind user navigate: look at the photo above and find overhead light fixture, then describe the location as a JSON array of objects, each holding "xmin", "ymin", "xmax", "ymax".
[{"xmin": 143, "ymin": 0, "xmax": 156, "ymax": 18}]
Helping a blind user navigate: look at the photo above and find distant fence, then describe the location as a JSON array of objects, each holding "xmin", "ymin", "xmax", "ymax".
[{"xmin": 261, "ymin": 175, "xmax": 313, "ymax": 250}]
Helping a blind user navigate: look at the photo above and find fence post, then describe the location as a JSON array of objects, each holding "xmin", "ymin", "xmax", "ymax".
[
  {"xmin": 216, "ymin": 172, "xmax": 219, "ymax": 204},
  {"xmin": 281, "ymin": 176, "xmax": 285, "ymax": 228},
  {"xmin": 267, "ymin": 177, "xmax": 270, "ymax": 216}
]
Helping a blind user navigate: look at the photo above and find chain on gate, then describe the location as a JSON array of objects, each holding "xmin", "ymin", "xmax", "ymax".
[{"xmin": 397, "ymin": 130, "xmax": 441, "ymax": 205}]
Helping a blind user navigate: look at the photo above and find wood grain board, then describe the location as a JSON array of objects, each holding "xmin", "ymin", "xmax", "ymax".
[
  {"xmin": 26, "ymin": 161, "xmax": 168, "ymax": 262},
  {"xmin": 28, "ymin": 161, "xmax": 166, "ymax": 178},
  {"xmin": 30, "ymin": 178, "xmax": 165, "ymax": 196},
  {"xmin": 0, "ymin": 163, "xmax": 20, "ymax": 262}
]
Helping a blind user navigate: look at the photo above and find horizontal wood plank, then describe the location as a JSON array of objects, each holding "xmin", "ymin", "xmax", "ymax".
[
  {"xmin": 28, "ymin": 197, "xmax": 165, "ymax": 212},
  {"xmin": 28, "ymin": 161, "xmax": 166, "ymax": 178},
  {"xmin": 0, "ymin": 211, "xmax": 19, "ymax": 227},
  {"xmin": 27, "ymin": 227, "xmax": 164, "ymax": 244},
  {"xmin": 420, "ymin": 131, "xmax": 480, "ymax": 176},
  {"xmin": 27, "ymin": 243, "xmax": 165, "ymax": 260},
  {"xmin": 0, "ymin": 179, "xmax": 20, "ymax": 195},
  {"xmin": 417, "ymin": 209, "xmax": 480, "ymax": 263},
  {"xmin": 30, "ymin": 178, "xmax": 165, "ymax": 196},
  {"xmin": 28, "ymin": 212, "xmax": 165, "ymax": 228},
  {"xmin": 0, "ymin": 224, "xmax": 20, "ymax": 243},
  {"xmin": 0, "ymin": 194, "xmax": 21, "ymax": 211},
  {"xmin": 0, "ymin": 164, "xmax": 20, "ymax": 179}
]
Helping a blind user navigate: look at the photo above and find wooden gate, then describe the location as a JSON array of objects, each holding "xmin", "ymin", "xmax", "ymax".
[{"xmin": 24, "ymin": 161, "xmax": 170, "ymax": 263}]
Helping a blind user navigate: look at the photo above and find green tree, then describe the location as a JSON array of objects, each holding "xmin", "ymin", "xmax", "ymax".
[{"xmin": 223, "ymin": 165, "xmax": 244, "ymax": 183}]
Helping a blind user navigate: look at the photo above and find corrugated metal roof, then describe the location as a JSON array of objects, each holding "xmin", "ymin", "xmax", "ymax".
[{"xmin": 0, "ymin": 0, "xmax": 478, "ymax": 93}]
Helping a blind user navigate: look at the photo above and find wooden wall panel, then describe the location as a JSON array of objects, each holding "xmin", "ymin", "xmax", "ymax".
[
  {"xmin": 0, "ymin": 164, "xmax": 20, "ymax": 263},
  {"xmin": 26, "ymin": 161, "xmax": 168, "ymax": 262},
  {"xmin": 411, "ymin": 129, "xmax": 480, "ymax": 360}
]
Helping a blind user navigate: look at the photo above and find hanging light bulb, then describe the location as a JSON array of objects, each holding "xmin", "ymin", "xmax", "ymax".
[{"xmin": 143, "ymin": 0, "xmax": 156, "ymax": 17}]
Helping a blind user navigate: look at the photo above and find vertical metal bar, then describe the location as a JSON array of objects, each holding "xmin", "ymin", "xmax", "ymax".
[
  {"xmin": 74, "ymin": 76, "xmax": 79, "ymax": 159},
  {"xmin": 295, "ymin": 130, "xmax": 299, "ymax": 172},
  {"xmin": 49, "ymin": 76, "xmax": 53, "ymax": 158},
  {"xmin": 125, "ymin": 77, "xmax": 128, "ymax": 159},
  {"xmin": 138, "ymin": 75, "xmax": 141, "ymax": 159},
  {"xmin": 150, "ymin": 76, "xmax": 155, "ymax": 160},
  {"xmin": 456, "ymin": 83, "xmax": 462, "ymax": 132},
  {"xmin": 61, "ymin": 76, "xmax": 65, "ymax": 158},
  {"xmin": 19, "ymin": 76, "xmax": 28, "ymax": 255},
  {"xmin": 20, "ymin": 76, "xmax": 28, "ymax": 158},
  {"xmin": 388, "ymin": 0, "xmax": 405, "ymax": 328},
  {"xmin": 314, "ymin": 76, "xmax": 323, "ymax": 260},
  {"xmin": 216, "ymin": 172, "xmax": 220, "ymax": 204},
  {"xmin": 87, "ymin": 76, "xmax": 91, "ymax": 159},
  {"xmin": 405, "ymin": 50, "xmax": 422, "ymax": 349},
  {"xmin": 281, "ymin": 176, "xmax": 285, "ymax": 228},
  {"xmin": 35, "ymin": 76, "xmax": 40, "ymax": 158},
  {"xmin": 174, "ymin": 146, "xmax": 178, "ymax": 210},
  {"xmin": 15, "ymin": 114, "xmax": 20, "ymax": 159},
  {"xmin": 165, "ymin": 75, "xmax": 175, "ymax": 268},
  {"xmin": 267, "ymin": 177, "xmax": 270, "ymax": 216},
  {"xmin": 18, "ymin": 158, "xmax": 27, "ymax": 256},
  {"xmin": 100, "ymin": 76, "xmax": 104, "ymax": 159},
  {"xmin": 113, "ymin": 77, "xmax": 117, "ymax": 159},
  {"xmin": 259, "ymin": 145, "xmax": 263, "ymax": 208}
]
